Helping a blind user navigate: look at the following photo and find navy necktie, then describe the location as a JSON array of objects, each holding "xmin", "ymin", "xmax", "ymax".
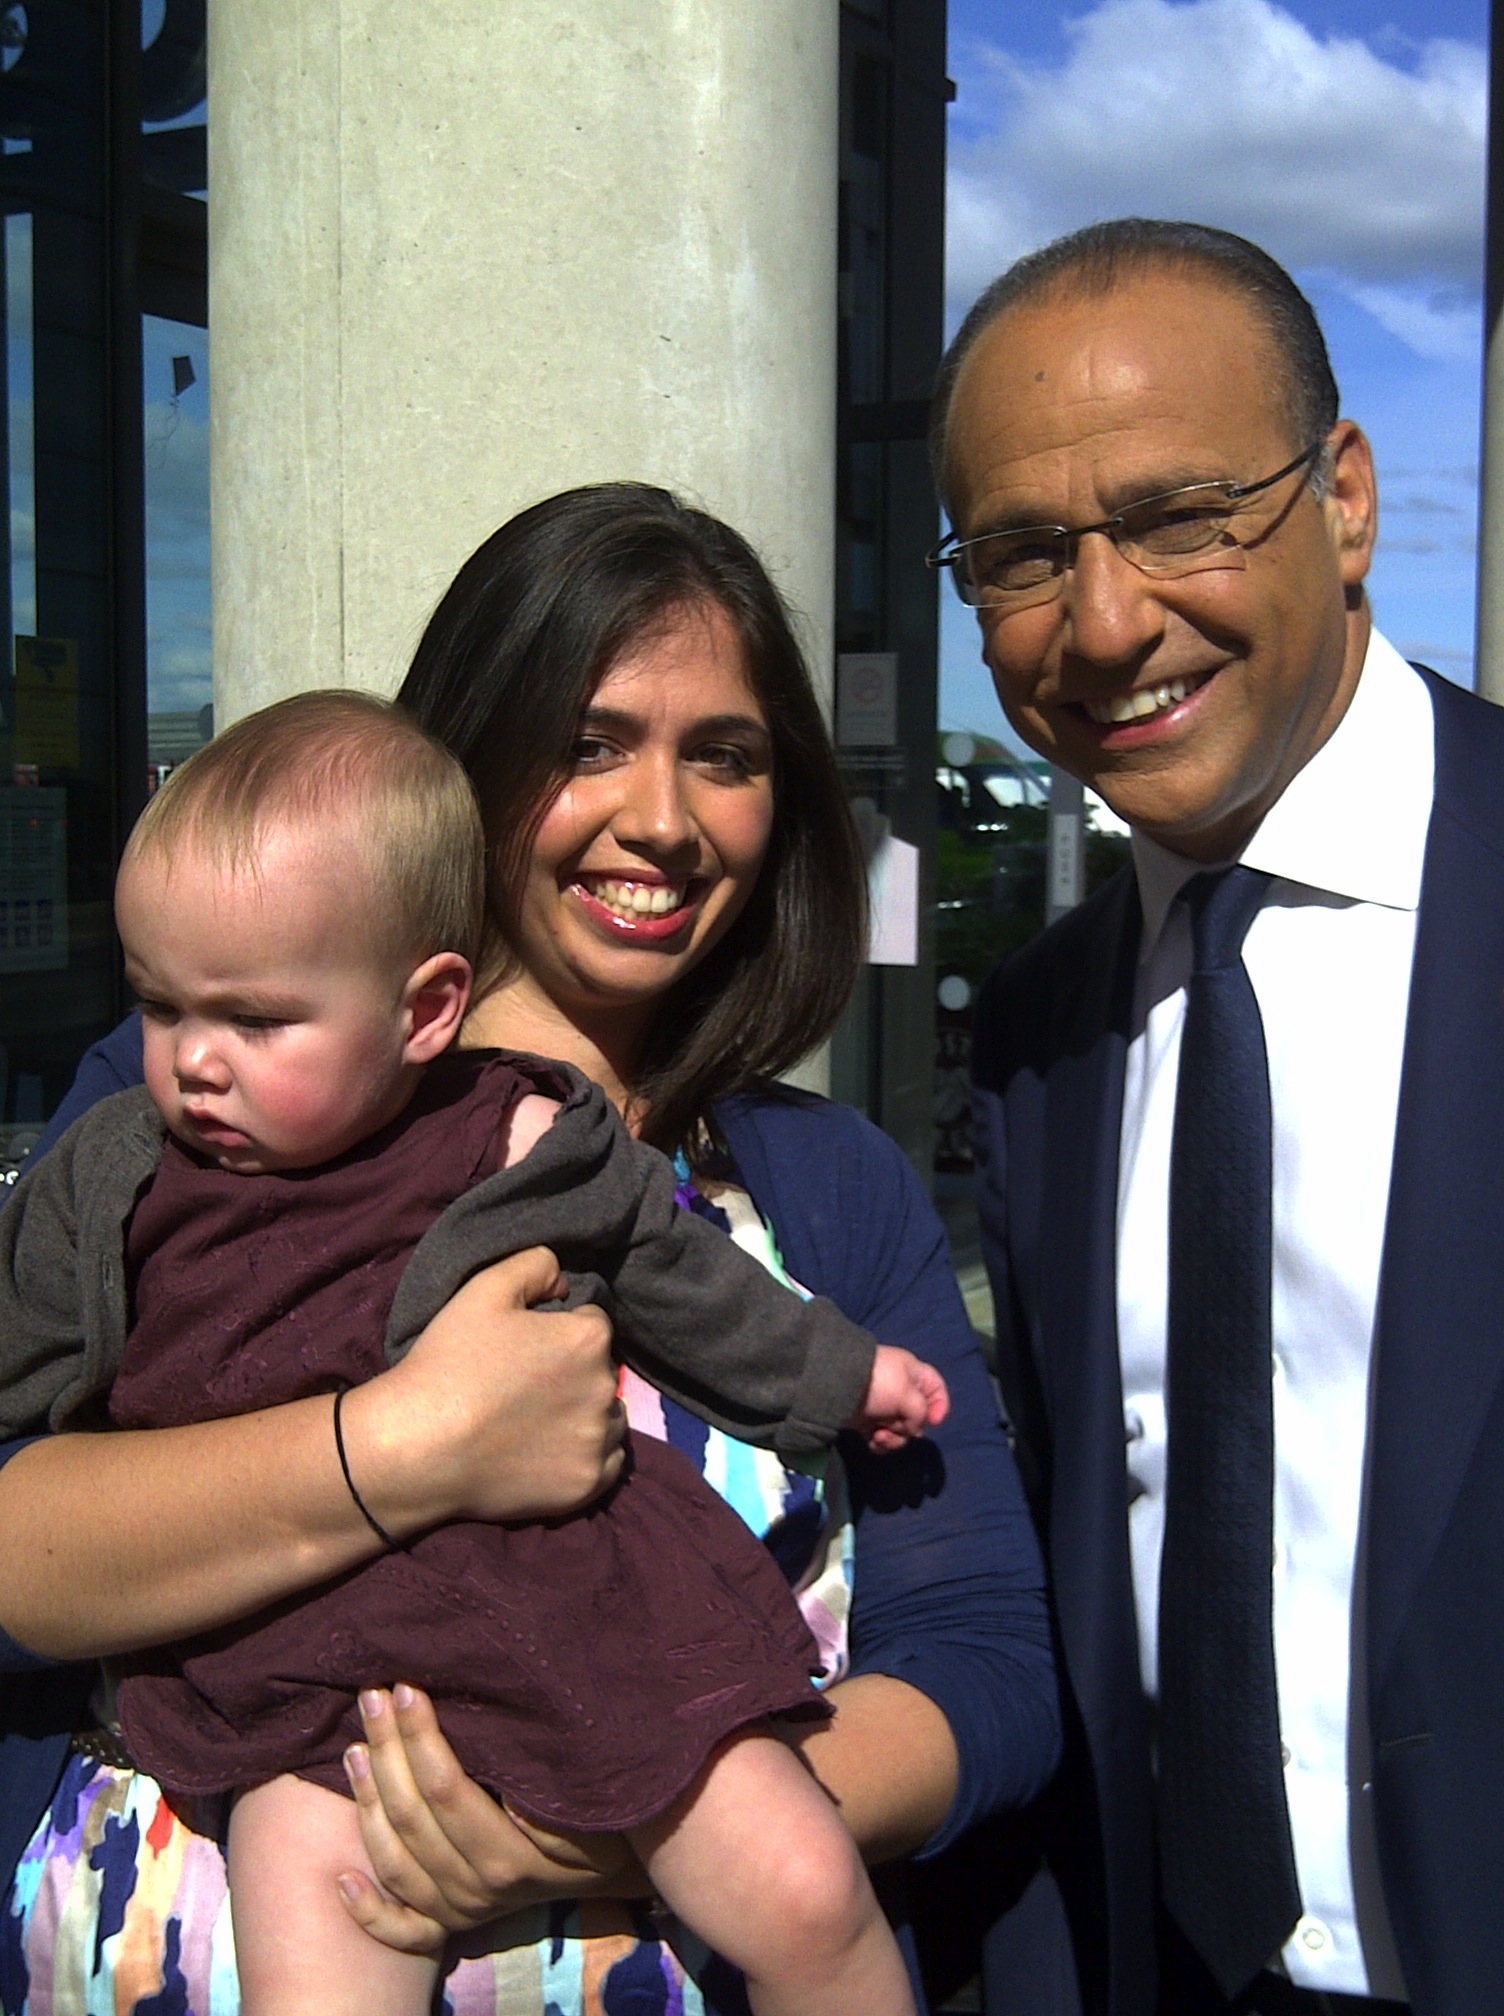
[{"xmin": 1157, "ymin": 865, "xmax": 1302, "ymax": 1999}]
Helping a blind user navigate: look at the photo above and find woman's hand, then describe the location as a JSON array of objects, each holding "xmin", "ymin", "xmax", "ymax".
[
  {"xmin": 334, "ymin": 1246, "xmax": 626, "ymax": 1539},
  {"xmin": 339, "ymin": 1671, "xmax": 957, "ymax": 1958},
  {"xmin": 338, "ymin": 1686, "xmax": 649, "ymax": 1951}
]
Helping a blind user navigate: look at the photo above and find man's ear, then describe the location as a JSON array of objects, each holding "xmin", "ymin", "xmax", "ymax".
[
  {"xmin": 1322, "ymin": 420, "xmax": 1378, "ymax": 590},
  {"xmin": 401, "ymin": 951, "xmax": 472, "ymax": 1064}
]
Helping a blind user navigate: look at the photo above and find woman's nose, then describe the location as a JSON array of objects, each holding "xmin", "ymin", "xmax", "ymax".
[{"xmin": 612, "ymin": 754, "xmax": 698, "ymax": 853}]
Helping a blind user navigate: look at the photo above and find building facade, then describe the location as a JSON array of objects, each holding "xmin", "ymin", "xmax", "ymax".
[{"xmin": 0, "ymin": 0, "xmax": 206, "ymax": 1175}]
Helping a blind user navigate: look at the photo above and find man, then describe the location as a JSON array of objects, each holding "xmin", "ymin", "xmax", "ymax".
[{"xmin": 937, "ymin": 220, "xmax": 1504, "ymax": 2016}]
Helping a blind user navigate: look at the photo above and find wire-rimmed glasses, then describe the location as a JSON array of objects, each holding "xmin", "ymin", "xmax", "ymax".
[{"xmin": 926, "ymin": 443, "xmax": 1325, "ymax": 612}]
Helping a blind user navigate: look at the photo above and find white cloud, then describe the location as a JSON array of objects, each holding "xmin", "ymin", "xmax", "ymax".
[
  {"xmin": 948, "ymin": 0, "xmax": 1486, "ymax": 325},
  {"xmin": 1349, "ymin": 285, "xmax": 1480, "ymax": 365}
]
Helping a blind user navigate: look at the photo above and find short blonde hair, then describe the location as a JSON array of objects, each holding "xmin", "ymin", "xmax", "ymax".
[{"xmin": 125, "ymin": 691, "xmax": 484, "ymax": 968}]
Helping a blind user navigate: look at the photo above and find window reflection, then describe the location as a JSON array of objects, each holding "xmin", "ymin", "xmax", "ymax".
[
  {"xmin": 144, "ymin": 314, "xmax": 209, "ymax": 786},
  {"xmin": 141, "ymin": 0, "xmax": 205, "ymax": 196}
]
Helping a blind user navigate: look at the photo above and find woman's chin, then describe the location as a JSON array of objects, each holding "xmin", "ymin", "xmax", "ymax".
[
  {"xmin": 542, "ymin": 925, "xmax": 731, "ymax": 1029},
  {"xmin": 559, "ymin": 947, "xmax": 702, "ymax": 1012}
]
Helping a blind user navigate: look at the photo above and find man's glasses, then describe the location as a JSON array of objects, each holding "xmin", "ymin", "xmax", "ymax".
[{"xmin": 925, "ymin": 443, "xmax": 1325, "ymax": 611}]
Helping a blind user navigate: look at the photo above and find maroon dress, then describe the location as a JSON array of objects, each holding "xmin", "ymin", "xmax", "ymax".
[{"xmin": 111, "ymin": 1053, "xmax": 826, "ymax": 1831}]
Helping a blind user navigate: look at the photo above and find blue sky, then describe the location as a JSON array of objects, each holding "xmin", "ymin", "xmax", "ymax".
[{"xmin": 939, "ymin": 0, "xmax": 1489, "ymax": 742}]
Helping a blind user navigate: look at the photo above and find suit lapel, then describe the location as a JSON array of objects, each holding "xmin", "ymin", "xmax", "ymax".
[
  {"xmin": 1367, "ymin": 675, "xmax": 1504, "ymax": 1689},
  {"xmin": 1038, "ymin": 875, "xmax": 1145, "ymax": 1708},
  {"xmin": 1031, "ymin": 875, "xmax": 1162, "ymax": 2015}
]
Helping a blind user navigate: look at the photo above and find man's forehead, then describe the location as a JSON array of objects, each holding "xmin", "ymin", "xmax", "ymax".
[{"xmin": 945, "ymin": 270, "xmax": 1290, "ymax": 524}]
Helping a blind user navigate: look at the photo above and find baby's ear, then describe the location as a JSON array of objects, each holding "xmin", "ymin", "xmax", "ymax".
[{"xmin": 403, "ymin": 951, "xmax": 472, "ymax": 1063}]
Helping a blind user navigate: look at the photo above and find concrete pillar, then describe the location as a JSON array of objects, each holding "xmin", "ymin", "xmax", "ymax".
[{"xmin": 208, "ymin": 1, "xmax": 839, "ymax": 717}]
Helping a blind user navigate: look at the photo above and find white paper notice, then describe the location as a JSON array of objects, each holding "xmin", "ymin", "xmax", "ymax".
[
  {"xmin": 867, "ymin": 832, "xmax": 919, "ymax": 966},
  {"xmin": 836, "ymin": 653, "xmax": 899, "ymax": 749}
]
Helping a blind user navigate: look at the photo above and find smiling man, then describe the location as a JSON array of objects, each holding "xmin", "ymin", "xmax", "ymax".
[{"xmin": 935, "ymin": 221, "xmax": 1504, "ymax": 2016}]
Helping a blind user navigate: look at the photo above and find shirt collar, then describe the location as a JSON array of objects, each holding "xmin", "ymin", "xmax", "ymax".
[{"xmin": 1131, "ymin": 628, "xmax": 1436, "ymax": 959}]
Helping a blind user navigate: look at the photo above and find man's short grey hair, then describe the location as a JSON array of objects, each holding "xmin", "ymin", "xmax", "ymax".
[{"xmin": 929, "ymin": 219, "xmax": 1341, "ymax": 520}]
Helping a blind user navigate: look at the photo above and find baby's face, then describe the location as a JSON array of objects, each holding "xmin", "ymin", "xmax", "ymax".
[{"xmin": 116, "ymin": 828, "xmax": 418, "ymax": 1173}]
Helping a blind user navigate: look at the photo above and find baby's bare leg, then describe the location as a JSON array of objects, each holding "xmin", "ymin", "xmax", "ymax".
[
  {"xmin": 229, "ymin": 1774, "xmax": 441, "ymax": 2016},
  {"xmin": 628, "ymin": 1727, "xmax": 916, "ymax": 2016}
]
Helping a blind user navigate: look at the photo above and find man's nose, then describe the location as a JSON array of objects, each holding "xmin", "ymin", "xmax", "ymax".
[{"xmin": 1059, "ymin": 530, "xmax": 1168, "ymax": 667}]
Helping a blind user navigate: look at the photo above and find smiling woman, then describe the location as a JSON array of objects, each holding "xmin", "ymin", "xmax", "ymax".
[
  {"xmin": 399, "ymin": 484, "xmax": 868, "ymax": 1156},
  {"xmin": 495, "ymin": 602, "xmax": 776, "ymax": 1064}
]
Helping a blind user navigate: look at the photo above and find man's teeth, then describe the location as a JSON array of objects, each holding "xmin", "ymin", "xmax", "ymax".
[
  {"xmin": 590, "ymin": 879, "xmax": 689, "ymax": 918},
  {"xmin": 1084, "ymin": 674, "xmax": 1202, "ymax": 726}
]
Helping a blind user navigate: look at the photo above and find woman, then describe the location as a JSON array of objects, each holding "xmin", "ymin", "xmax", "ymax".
[{"xmin": 0, "ymin": 485, "xmax": 1058, "ymax": 2015}]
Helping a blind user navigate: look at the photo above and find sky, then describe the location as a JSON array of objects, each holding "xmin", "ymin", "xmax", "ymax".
[{"xmin": 938, "ymin": 0, "xmax": 1491, "ymax": 743}]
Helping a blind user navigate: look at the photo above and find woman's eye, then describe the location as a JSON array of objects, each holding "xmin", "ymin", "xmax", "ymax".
[
  {"xmin": 569, "ymin": 737, "xmax": 621, "ymax": 770},
  {"xmin": 697, "ymin": 743, "xmax": 757, "ymax": 777}
]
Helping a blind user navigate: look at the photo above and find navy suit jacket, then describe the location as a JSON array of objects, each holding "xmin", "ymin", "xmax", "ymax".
[{"xmin": 971, "ymin": 668, "xmax": 1504, "ymax": 2016}]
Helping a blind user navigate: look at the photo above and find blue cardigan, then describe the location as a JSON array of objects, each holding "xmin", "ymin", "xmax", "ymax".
[{"xmin": 0, "ymin": 1016, "xmax": 1059, "ymax": 1899}]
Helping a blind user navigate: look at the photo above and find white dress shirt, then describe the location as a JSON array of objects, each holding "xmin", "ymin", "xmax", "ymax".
[{"xmin": 1116, "ymin": 629, "xmax": 1432, "ymax": 2000}]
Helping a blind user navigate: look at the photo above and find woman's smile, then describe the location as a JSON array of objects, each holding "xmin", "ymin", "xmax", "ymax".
[{"xmin": 572, "ymin": 873, "xmax": 702, "ymax": 935}]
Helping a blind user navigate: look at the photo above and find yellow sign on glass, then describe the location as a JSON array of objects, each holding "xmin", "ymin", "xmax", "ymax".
[{"xmin": 14, "ymin": 637, "xmax": 80, "ymax": 772}]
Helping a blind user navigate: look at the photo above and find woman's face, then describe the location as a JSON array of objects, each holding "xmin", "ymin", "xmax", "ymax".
[{"xmin": 509, "ymin": 599, "xmax": 776, "ymax": 1028}]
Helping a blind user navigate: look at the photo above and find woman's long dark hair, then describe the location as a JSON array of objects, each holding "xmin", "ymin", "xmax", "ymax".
[{"xmin": 397, "ymin": 483, "xmax": 868, "ymax": 1167}]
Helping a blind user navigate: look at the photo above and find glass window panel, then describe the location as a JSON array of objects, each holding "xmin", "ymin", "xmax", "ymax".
[
  {"xmin": 143, "ymin": 310, "xmax": 208, "ymax": 785},
  {"xmin": 6, "ymin": 208, "xmax": 32, "ymax": 639}
]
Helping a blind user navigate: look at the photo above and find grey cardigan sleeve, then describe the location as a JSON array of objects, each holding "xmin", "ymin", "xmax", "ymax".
[
  {"xmin": 0, "ymin": 1089, "xmax": 164, "ymax": 1436},
  {"xmin": 385, "ymin": 1066, "xmax": 877, "ymax": 1461}
]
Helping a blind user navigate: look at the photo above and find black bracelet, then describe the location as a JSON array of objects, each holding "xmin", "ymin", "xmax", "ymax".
[{"xmin": 332, "ymin": 1386, "xmax": 401, "ymax": 1552}]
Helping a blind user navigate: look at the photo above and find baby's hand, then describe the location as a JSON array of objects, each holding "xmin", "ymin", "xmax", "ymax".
[{"xmin": 849, "ymin": 1344, "xmax": 949, "ymax": 1452}]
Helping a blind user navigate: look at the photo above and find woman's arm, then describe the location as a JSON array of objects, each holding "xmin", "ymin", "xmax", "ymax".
[
  {"xmin": 781, "ymin": 1672, "xmax": 957, "ymax": 1864},
  {"xmin": 0, "ymin": 1248, "xmax": 625, "ymax": 1659}
]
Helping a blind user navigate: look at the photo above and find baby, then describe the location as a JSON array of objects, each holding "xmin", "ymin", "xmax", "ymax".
[{"xmin": 0, "ymin": 692, "xmax": 948, "ymax": 2016}]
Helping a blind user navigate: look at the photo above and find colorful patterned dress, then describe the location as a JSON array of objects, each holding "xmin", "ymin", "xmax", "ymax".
[{"xmin": 0, "ymin": 1173, "xmax": 854, "ymax": 2016}]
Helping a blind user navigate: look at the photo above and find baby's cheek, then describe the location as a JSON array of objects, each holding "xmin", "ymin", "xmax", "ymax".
[
  {"xmin": 253, "ymin": 1048, "xmax": 396, "ymax": 1158},
  {"xmin": 140, "ymin": 1038, "xmax": 179, "ymax": 1121},
  {"xmin": 254, "ymin": 1061, "xmax": 346, "ymax": 1141}
]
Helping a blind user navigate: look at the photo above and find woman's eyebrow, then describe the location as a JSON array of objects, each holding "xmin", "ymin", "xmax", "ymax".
[
  {"xmin": 581, "ymin": 706, "xmax": 768, "ymax": 739},
  {"xmin": 688, "ymin": 713, "xmax": 770, "ymax": 739}
]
